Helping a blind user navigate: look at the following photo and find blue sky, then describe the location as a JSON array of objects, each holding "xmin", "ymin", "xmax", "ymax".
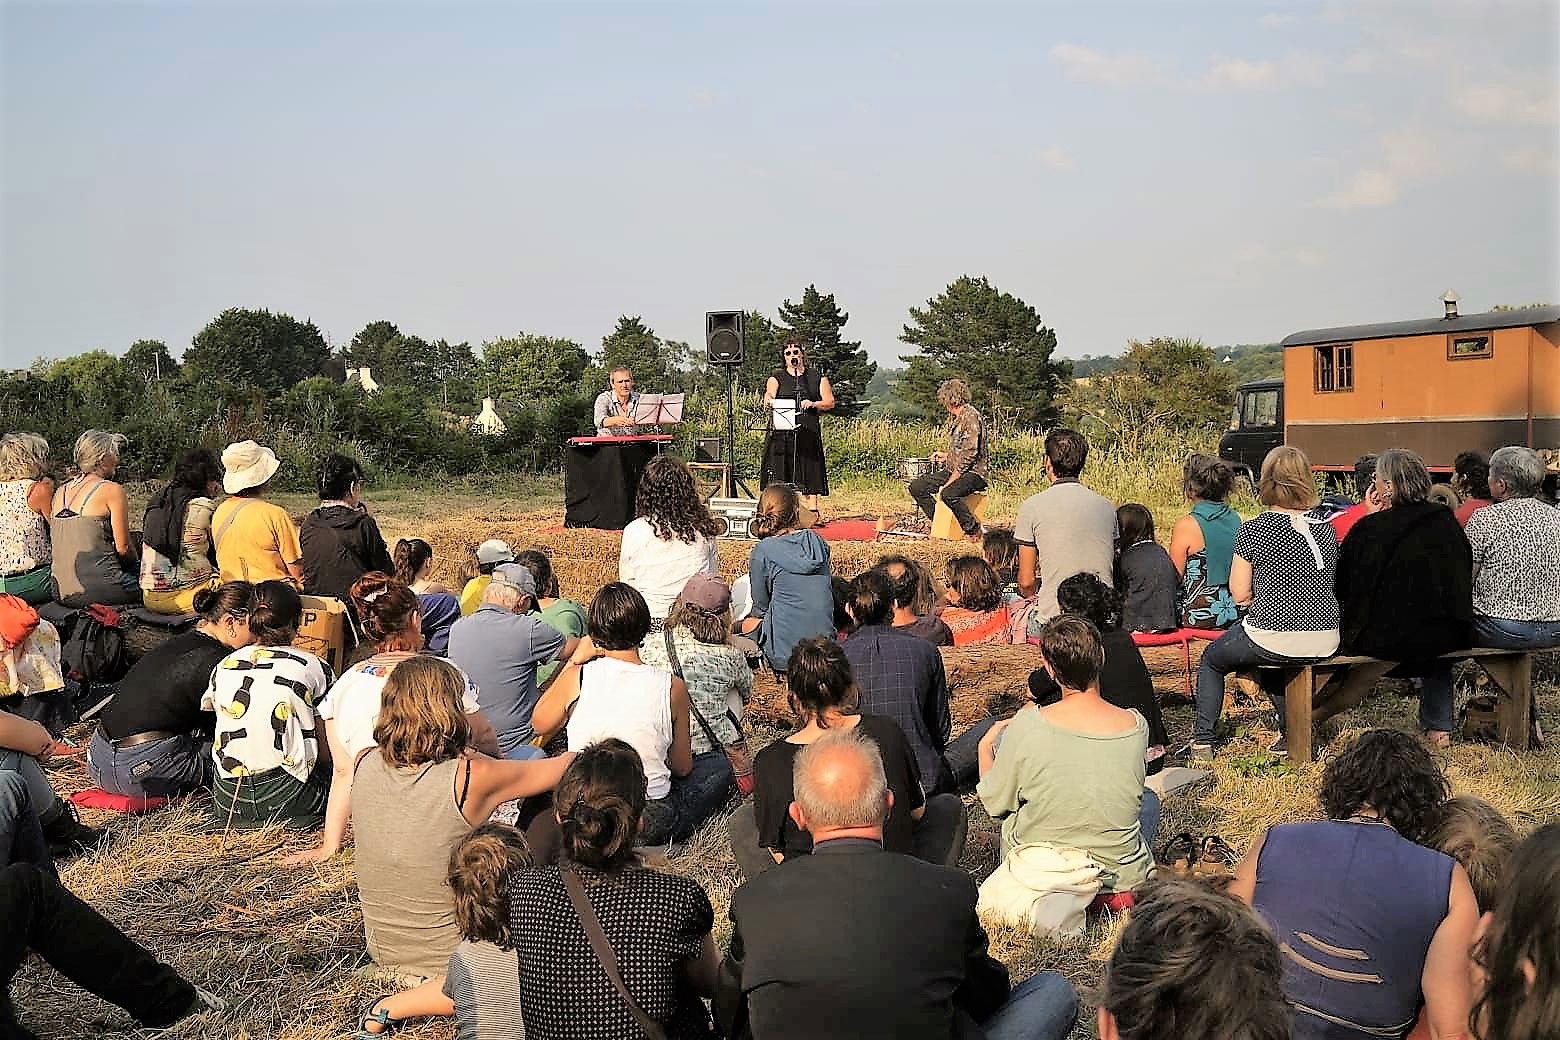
[{"xmin": 3, "ymin": 0, "xmax": 1556, "ymax": 371}]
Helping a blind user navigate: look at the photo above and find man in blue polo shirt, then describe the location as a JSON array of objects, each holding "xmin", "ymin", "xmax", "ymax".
[{"xmin": 447, "ymin": 564, "xmax": 578, "ymax": 758}]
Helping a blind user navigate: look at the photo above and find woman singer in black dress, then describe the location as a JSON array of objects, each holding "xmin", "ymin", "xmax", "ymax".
[{"xmin": 761, "ymin": 339, "xmax": 834, "ymax": 513}]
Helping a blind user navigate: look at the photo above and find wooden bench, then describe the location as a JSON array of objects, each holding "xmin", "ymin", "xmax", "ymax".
[{"xmin": 1256, "ymin": 647, "xmax": 1532, "ymax": 766}]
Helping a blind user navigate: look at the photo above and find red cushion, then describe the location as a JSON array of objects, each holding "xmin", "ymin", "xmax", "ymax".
[
  {"xmin": 1089, "ymin": 890, "xmax": 1137, "ymax": 914},
  {"xmin": 1130, "ymin": 628, "xmax": 1228, "ymax": 647},
  {"xmin": 69, "ymin": 788, "xmax": 169, "ymax": 814}
]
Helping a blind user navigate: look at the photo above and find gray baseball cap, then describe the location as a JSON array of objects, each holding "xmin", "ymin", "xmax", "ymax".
[{"xmin": 489, "ymin": 563, "xmax": 538, "ymax": 599}]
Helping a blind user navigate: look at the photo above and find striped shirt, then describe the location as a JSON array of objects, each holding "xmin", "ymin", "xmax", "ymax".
[{"xmin": 443, "ymin": 940, "xmax": 525, "ymax": 1040}]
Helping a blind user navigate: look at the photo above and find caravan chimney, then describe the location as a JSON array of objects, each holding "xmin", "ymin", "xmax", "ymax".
[{"xmin": 1441, "ymin": 290, "xmax": 1460, "ymax": 319}]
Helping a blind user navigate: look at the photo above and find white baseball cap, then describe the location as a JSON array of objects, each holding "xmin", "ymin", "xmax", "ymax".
[{"xmin": 476, "ymin": 539, "xmax": 514, "ymax": 565}]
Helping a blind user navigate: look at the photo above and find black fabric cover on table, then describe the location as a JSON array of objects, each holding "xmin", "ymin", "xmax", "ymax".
[{"xmin": 563, "ymin": 440, "xmax": 659, "ymax": 530}]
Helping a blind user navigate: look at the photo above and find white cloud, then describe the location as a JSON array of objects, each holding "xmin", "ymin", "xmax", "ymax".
[
  {"xmin": 1037, "ymin": 146, "xmax": 1075, "ymax": 171},
  {"xmin": 1502, "ymin": 146, "xmax": 1559, "ymax": 177},
  {"xmin": 1207, "ymin": 58, "xmax": 1279, "ymax": 88},
  {"xmin": 1259, "ymin": 12, "xmax": 1298, "ymax": 28},
  {"xmin": 1454, "ymin": 81, "xmax": 1556, "ymax": 125},
  {"xmin": 1204, "ymin": 52, "xmax": 1327, "ymax": 90},
  {"xmin": 1048, "ymin": 43, "xmax": 1155, "ymax": 87},
  {"xmin": 1319, "ymin": 168, "xmax": 1398, "ymax": 209}
]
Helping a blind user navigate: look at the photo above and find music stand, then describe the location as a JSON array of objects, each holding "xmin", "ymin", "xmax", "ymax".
[{"xmin": 631, "ymin": 394, "xmax": 684, "ymax": 425}]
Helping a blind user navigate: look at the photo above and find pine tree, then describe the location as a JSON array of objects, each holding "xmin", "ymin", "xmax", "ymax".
[
  {"xmin": 583, "ymin": 316, "xmax": 673, "ymax": 396},
  {"xmin": 897, "ymin": 276, "xmax": 1069, "ymax": 428},
  {"xmin": 777, "ymin": 285, "xmax": 876, "ymax": 417}
]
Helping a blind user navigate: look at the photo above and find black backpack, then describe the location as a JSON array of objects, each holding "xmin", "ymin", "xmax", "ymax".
[{"xmin": 46, "ymin": 603, "xmax": 131, "ymax": 685}]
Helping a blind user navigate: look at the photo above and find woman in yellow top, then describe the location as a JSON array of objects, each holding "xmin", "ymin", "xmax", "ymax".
[{"xmin": 211, "ymin": 441, "xmax": 303, "ymax": 587}]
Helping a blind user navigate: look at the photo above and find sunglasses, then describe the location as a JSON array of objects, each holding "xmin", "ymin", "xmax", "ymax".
[{"xmin": 784, "ymin": 350, "xmax": 803, "ymax": 357}]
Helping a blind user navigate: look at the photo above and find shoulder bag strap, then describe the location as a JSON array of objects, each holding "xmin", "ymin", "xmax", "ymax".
[
  {"xmin": 665, "ymin": 629, "xmax": 723, "ymax": 749},
  {"xmin": 561, "ymin": 868, "xmax": 670, "ymax": 1040},
  {"xmin": 212, "ymin": 499, "xmax": 252, "ymax": 551}
]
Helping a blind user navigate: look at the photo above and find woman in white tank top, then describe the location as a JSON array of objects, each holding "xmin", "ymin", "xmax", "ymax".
[{"xmin": 534, "ymin": 582, "xmax": 708, "ymax": 845}]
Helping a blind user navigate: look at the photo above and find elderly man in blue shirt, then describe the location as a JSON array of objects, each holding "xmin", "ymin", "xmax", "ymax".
[{"xmin": 447, "ymin": 564, "xmax": 579, "ymax": 758}]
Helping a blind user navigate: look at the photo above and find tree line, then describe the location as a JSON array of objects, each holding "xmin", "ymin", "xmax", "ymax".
[{"xmin": 4, "ymin": 275, "xmax": 1237, "ymax": 486}]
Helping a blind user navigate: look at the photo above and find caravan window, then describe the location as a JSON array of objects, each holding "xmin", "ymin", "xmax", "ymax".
[{"xmin": 1315, "ymin": 344, "xmax": 1354, "ymax": 392}]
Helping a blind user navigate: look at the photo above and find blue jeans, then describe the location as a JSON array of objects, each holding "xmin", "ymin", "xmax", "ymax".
[
  {"xmin": 1194, "ymin": 622, "xmax": 1321, "ymax": 743},
  {"xmin": 982, "ymin": 970, "xmax": 1078, "ymax": 1040},
  {"xmin": 1139, "ymin": 787, "xmax": 1161, "ymax": 852},
  {"xmin": 641, "ymin": 750, "xmax": 734, "ymax": 845},
  {"xmin": 0, "ymin": 751, "xmax": 64, "ymax": 830},
  {"xmin": 85, "ymin": 729, "xmax": 211, "ymax": 800},
  {"xmin": 1474, "ymin": 614, "xmax": 1560, "ymax": 650},
  {"xmin": 0, "ymin": 770, "xmax": 51, "ymax": 871},
  {"xmin": 503, "ymin": 743, "xmax": 547, "ymax": 762}
]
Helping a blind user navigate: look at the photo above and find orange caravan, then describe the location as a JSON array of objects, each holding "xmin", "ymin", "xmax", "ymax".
[{"xmin": 1220, "ymin": 302, "xmax": 1560, "ymax": 476}]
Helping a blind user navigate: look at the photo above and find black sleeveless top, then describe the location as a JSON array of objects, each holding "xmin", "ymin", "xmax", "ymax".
[{"xmin": 770, "ymin": 368, "xmax": 823, "ymax": 435}]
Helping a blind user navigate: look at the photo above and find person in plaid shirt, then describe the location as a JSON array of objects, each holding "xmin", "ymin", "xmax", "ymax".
[{"xmin": 841, "ymin": 569, "xmax": 953, "ymax": 795}]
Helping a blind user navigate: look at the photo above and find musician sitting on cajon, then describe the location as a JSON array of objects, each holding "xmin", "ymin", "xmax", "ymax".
[
  {"xmin": 908, "ymin": 378, "xmax": 988, "ymax": 543},
  {"xmin": 593, "ymin": 366, "xmax": 645, "ymax": 436}
]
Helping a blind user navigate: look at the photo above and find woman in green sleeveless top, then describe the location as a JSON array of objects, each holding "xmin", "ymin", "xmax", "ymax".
[{"xmin": 1168, "ymin": 454, "xmax": 1242, "ymax": 630}]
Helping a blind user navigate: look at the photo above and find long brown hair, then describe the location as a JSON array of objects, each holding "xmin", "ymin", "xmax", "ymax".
[
  {"xmin": 1473, "ymin": 822, "xmax": 1560, "ymax": 1040},
  {"xmin": 350, "ymin": 571, "xmax": 422, "ymax": 652},
  {"xmin": 635, "ymin": 455, "xmax": 721, "ymax": 544},
  {"xmin": 371, "ymin": 656, "xmax": 471, "ymax": 768}
]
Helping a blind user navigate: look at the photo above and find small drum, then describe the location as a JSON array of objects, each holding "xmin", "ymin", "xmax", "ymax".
[{"xmin": 897, "ymin": 457, "xmax": 936, "ymax": 482}]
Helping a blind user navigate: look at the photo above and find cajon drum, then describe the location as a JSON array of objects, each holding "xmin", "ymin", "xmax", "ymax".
[{"xmin": 931, "ymin": 492, "xmax": 988, "ymax": 539}]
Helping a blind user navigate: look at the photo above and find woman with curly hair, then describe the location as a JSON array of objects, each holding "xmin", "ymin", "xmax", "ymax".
[
  {"xmin": 618, "ymin": 455, "xmax": 721, "ymax": 625},
  {"xmin": 1472, "ymin": 822, "xmax": 1560, "ymax": 1040},
  {"xmin": 1229, "ymin": 729, "xmax": 1479, "ymax": 1040}
]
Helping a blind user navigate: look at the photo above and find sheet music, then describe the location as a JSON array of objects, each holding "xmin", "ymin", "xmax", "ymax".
[
  {"xmin": 631, "ymin": 393, "xmax": 684, "ymax": 425},
  {"xmin": 770, "ymin": 400, "xmax": 798, "ymax": 431}
]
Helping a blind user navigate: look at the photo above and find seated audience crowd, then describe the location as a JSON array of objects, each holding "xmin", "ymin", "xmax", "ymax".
[{"xmin": 2, "ymin": 426, "xmax": 1557, "ymax": 1040}]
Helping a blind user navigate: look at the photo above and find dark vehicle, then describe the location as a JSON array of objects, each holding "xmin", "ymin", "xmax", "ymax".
[{"xmin": 1218, "ymin": 379, "xmax": 1283, "ymax": 480}]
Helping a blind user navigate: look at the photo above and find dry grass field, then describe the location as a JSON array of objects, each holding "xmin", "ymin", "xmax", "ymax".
[{"xmin": 18, "ymin": 480, "xmax": 1560, "ymax": 1040}]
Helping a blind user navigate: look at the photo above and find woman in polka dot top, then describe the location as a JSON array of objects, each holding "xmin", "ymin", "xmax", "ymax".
[{"xmin": 1184, "ymin": 446, "xmax": 1339, "ymax": 760}]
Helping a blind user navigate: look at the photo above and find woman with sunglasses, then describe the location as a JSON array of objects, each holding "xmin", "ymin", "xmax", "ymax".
[{"xmin": 761, "ymin": 338, "xmax": 834, "ymax": 514}]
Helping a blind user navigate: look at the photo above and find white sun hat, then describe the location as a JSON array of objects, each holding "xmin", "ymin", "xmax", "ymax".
[{"xmin": 221, "ymin": 440, "xmax": 281, "ymax": 495}]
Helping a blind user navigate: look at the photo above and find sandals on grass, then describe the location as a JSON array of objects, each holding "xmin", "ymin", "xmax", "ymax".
[
  {"xmin": 355, "ymin": 995, "xmax": 399, "ymax": 1038},
  {"xmin": 1158, "ymin": 832, "xmax": 1240, "ymax": 877}
]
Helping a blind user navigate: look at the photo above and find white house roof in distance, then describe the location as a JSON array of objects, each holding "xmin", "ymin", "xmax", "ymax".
[{"xmin": 473, "ymin": 397, "xmax": 506, "ymax": 435}]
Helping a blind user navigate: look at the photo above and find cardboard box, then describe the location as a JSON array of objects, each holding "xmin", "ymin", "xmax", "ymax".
[{"xmin": 294, "ymin": 595, "xmax": 350, "ymax": 675}]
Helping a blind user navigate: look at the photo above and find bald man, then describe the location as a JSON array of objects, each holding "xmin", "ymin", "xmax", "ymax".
[{"xmin": 716, "ymin": 728, "xmax": 1077, "ymax": 1040}]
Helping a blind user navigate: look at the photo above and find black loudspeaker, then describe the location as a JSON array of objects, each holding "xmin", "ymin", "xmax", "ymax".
[
  {"xmin": 694, "ymin": 437, "xmax": 723, "ymax": 463},
  {"xmin": 706, "ymin": 311, "xmax": 745, "ymax": 365}
]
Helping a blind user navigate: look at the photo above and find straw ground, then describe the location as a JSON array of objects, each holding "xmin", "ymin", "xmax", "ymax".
[{"xmin": 17, "ymin": 485, "xmax": 1560, "ymax": 1040}]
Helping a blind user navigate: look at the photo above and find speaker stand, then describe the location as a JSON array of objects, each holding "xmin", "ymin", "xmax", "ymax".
[{"xmin": 720, "ymin": 365, "xmax": 756, "ymax": 500}]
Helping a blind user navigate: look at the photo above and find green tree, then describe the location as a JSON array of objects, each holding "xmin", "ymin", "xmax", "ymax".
[
  {"xmin": 409, "ymin": 338, "xmax": 480, "ymax": 406},
  {"xmin": 728, "ymin": 310, "xmax": 783, "ymax": 392},
  {"xmin": 121, "ymin": 339, "xmax": 179, "ymax": 384},
  {"xmin": 345, "ymin": 320, "xmax": 408, "ymax": 383},
  {"xmin": 184, "ymin": 308, "xmax": 331, "ymax": 391},
  {"xmin": 483, "ymin": 334, "xmax": 590, "ymax": 403},
  {"xmin": 1064, "ymin": 336, "xmax": 1234, "ymax": 450},
  {"xmin": 592, "ymin": 316, "xmax": 673, "ymax": 391},
  {"xmin": 778, "ymin": 285, "xmax": 875, "ymax": 417},
  {"xmin": 897, "ymin": 275, "xmax": 1069, "ymax": 428},
  {"xmin": 46, "ymin": 350, "xmax": 132, "ymax": 402}
]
